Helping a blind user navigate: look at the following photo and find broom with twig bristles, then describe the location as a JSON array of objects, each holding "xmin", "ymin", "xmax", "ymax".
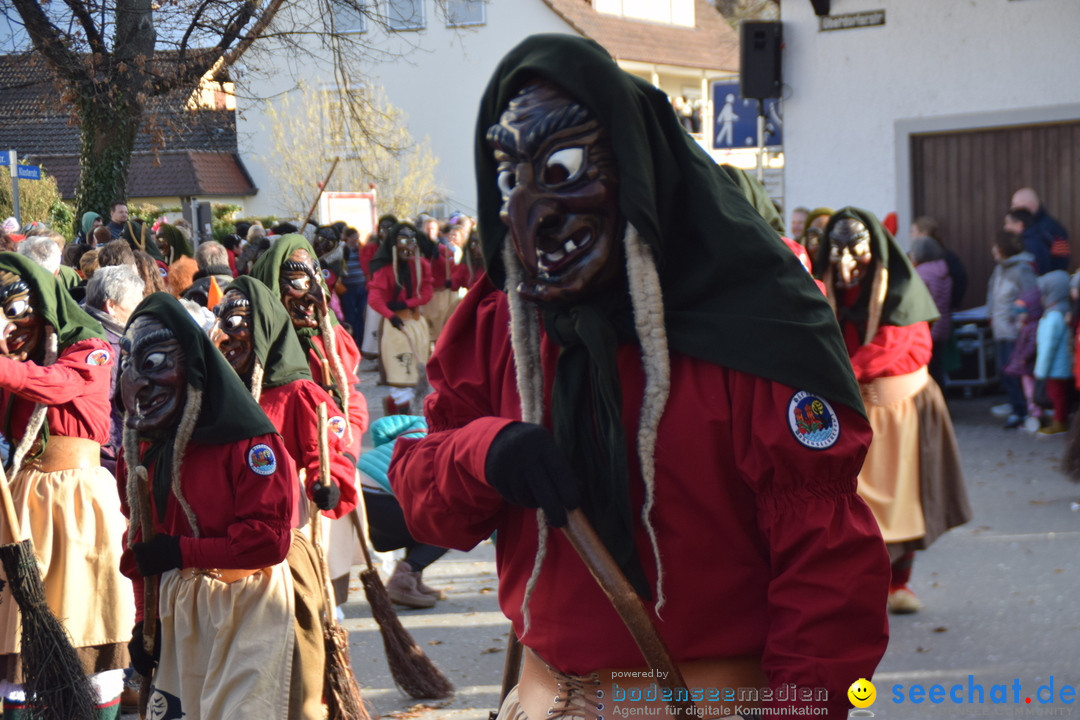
[
  {"xmin": 313, "ymin": 403, "xmax": 373, "ymax": 720},
  {"xmin": 345, "ymin": 446, "xmax": 453, "ymax": 699},
  {"xmin": 348, "ymin": 512, "xmax": 454, "ymax": 700},
  {"xmin": 0, "ymin": 458, "xmax": 98, "ymax": 719}
]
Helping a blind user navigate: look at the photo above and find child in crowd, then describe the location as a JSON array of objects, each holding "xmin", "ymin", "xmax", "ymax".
[
  {"xmin": 1034, "ymin": 270, "xmax": 1074, "ymax": 435},
  {"xmin": 1003, "ymin": 287, "xmax": 1043, "ymax": 433}
]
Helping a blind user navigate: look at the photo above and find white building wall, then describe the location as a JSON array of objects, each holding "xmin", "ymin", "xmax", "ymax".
[
  {"xmin": 782, "ymin": 0, "xmax": 1080, "ymax": 232},
  {"xmin": 237, "ymin": 1, "xmax": 574, "ymax": 219}
]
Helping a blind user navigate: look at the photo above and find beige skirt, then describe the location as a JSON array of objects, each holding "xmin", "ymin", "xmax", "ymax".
[
  {"xmin": 0, "ymin": 465, "xmax": 134, "ymax": 680},
  {"xmin": 150, "ymin": 562, "xmax": 295, "ymax": 720},
  {"xmin": 421, "ymin": 288, "xmax": 460, "ymax": 342},
  {"xmin": 378, "ymin": 315, "xmax": 431, "ymax": 387},
  {"xmin": 360, "ymin": 305, "xmax": 382, "ymax": 357},
  {"xmin": 858, "ymin": 372, "xmax": 971, "ymax": 554}
]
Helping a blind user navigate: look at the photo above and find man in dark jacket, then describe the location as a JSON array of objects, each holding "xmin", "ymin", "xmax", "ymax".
[
  {"xmin": 1012, "ymin": 187, "xmax": 1070, "ymax": 272},
  {"xmin": 183, "ymin": 241, "xmax": 234, "ymax": 306}
]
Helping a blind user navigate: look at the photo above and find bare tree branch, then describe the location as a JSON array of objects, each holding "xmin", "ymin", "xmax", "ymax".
[
  {"xmin": 60, "ymin": 0, "xmax": 107, "ymax": 59},
  {"xmin": 9, "ymin": 0, "xmax": 85, "ymax": 81}
]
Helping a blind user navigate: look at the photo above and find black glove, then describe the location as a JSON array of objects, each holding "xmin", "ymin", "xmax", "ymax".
[
  {"xmin": 444, "ymin": 280, "xmax": 452, "ymax": 289},
  {"xmin": 133, "ymin": 534, "xmax": 183, "ymax": 577},
  {"xmin": 129, "ymin": 620, "xmax": 161, "ymax": 677},
  {"xmin": 484, "ymin": 422, "xmax": 580, "ymax": 527},
  {"xmin": 387, "ymin": 300, "xmax": 407, "ymax": 311},
  {"xmin": 389, "ymin": 315, "xmax": 405, "ymax": 331},
  {"xmin": 312, "ymin": 481, "xmax": 341, "ymax": 511}
]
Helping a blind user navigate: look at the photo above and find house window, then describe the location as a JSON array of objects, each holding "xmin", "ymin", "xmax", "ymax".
[
  {"xmin": 387, "ymin": 0, "xmax": 425, "ymax": 30},
  {"xmin": 446, "ymin": 0, "xmax": 485, "ymax": 26},
  {"xmin": 333, "ymin": 2, "xmax": 367, "ymax": 33}
]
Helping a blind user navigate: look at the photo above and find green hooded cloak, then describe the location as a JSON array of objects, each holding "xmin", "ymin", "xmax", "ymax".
[
  {"xmin": 249, "ymin": 234, "xmax": 338, "ymax": 337},
  {"xmin": 819, "ymin": 207, "xmax": 939, "ymax": 344},
  {"xmin": 120, "ymin": 219, "xmax": 164, "ymax": 262},
  {"xmin": 0, "ymin": 252, "xmax": 105, "ymax": 351},
  {"xmin": 474, "ymin": 34, "xmax": 864, "ymax": 414},
  {"xmin": 125, "ymin": 292, "xmax": 277, "ymax": 445},
  {"xmin": 125, "ymin": 292, "xmax": 278, "ymax": 517},
  {"xmin": 226, "ymin": 276, "xmax": 312, "ymax": 390},
  {"xmin": 157, "ymin": 224, "xmax": 194, "ymax": 265},
  {"xmin": 719, "ymin": 165, "xmax": 786, "ymax": 236},
  {"xmin": 473, "ymin": 35, "xmax": 865, "ymax": 598}
]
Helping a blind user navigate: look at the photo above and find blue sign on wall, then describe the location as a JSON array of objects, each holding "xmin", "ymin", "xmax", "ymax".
[
  {"xmin": 711, "ymin": 82, "xmax": 782, "ymax": 150},
  {"xmin": 16, "ymin": 165, "xmax": 40, "ymax": 180}
]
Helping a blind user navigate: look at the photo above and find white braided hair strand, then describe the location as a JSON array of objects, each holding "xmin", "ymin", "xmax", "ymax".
[
  {"xmin": 317, "ymin": 308, "xmax": 353, "ymax": 446},
  {"xmin": 170, "ymin": 388, "xmax": 203, "ymax": 538},
  {"xmin": 503, "ymin": 241, "xmax": 547, "ymax": 635},
  {"xmin": 9, "ymin": 329, "xmax": 58, "ymax": 473},
  {"xmin": 249, "ymin": 359, "xmax": 264, "ymax": 403},
  {"xmin": 623, "ymin": 223, "xmax": 671, "ymax": 612}
]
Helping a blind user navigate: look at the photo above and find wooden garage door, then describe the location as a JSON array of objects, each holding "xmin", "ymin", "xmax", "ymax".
[{"xmin": 911, "ymin": 120, "xmax": 1080, "ymax": 309}]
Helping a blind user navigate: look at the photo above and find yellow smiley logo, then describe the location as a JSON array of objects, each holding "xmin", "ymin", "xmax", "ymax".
[{"xmin": 848, "ymin": 678, "xmax": 876, "ymax": 708}]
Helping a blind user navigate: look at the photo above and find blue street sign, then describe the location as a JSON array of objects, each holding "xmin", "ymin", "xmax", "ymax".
[
  {"xmin": 16, "ymin": 165, "xmax": 40, "ymax": 181},
  {"xmin": 0, "ymin": 154, "xmax": 8, "ymax": 166},
  {"xmin": 711, "ymin": 82, "xmax": 782, "ymax": 150}
]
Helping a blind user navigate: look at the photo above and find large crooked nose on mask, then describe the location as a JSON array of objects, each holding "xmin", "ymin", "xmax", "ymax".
[
  {"xmin": 504, "ymin": 167, "xmax": 566, "ymax": 276},
  {"xmin": 838, "ymin": 249, "xmax": 860, "ymax": 286}
]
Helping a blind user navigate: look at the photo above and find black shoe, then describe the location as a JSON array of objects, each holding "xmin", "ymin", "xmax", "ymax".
[{"xmin": 1003, "ymin": 414, "xmax": 1024, "ymax": 429}]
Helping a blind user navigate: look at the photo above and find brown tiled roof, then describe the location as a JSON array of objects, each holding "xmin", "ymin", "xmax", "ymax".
[
  {"xmin": 0, "ymin": 53, "xmax": 238, "ymax": 167},
  {"xmin": 39, "ymin": 152, "xmax": 257, "ymax": 200},
  {"xmin": 542, "ymin": 0, "xmax": 739, "ymax": 72}
]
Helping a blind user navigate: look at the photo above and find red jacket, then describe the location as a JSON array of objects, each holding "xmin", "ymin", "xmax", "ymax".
[
  {"xmin": 0, "ymin": 337, "xmax": 113, "ymax": 442},
  {"xmin": 390, "ymin": 279, "xmax": 889, "ymax": 718},
  {"xmin": 358, "ymin": 241, "xmax": 378, "ymax": 278},
  {"xmin": 843, "ymin": 322, "xmax": 933, "ymax": 383},
  {"xmin": 450, "ymin": 262, "xmax": 483, "ymax": 292},
  {"xmin": 118, "ymin": 432, "xmax": 297, "ymax": 622},
  {"xmin": 258, "ymin": 380, "xmax": 358, "ymax": 525},
  {"xmin": 429, "ymin": 243, "xmax": 456, "ymax": 287},
  {"xmin": 367, "ymin": 262, "xmax": 434, "ymax": 321},
  {"xmin": 837, "ymin": 287, "xmax": 933, "ymax": 382}
]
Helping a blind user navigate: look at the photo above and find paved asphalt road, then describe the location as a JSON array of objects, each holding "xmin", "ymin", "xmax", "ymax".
[{"xmin": 126, "ymin": 377, "xmax": 1080, "ymax": 720}]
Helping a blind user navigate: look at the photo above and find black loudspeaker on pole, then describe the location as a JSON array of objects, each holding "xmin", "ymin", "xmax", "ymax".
[{"xmin": 740, "ymin": 21, "xmax": 782, "ymax": 101}]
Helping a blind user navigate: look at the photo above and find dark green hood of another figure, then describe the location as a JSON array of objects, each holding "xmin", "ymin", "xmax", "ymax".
[{"xmin": 227, "ymin": 276, "xmax": 312, "ymax": 390}]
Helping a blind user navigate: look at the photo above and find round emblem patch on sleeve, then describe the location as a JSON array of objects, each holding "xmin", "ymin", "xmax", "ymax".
[
  {"xmin": 327, "ymin": 416, "xmax": 347, "ymax": 439},
  {"xmin": 787, "ymin": 391, "xmax": 841, "ymax": 450},
  {"xmin": 247, "ymin": 444, "xmax": 278, "ymax": 475},
  {"xmin": 86, "ymin": 348, "xmax": 111, "ymax": 366}
]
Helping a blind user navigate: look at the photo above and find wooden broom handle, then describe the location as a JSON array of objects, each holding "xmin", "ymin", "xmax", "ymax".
[
  {"xmin": 135, "ymin": 467, "xmax": 158, "ymax": 653},
  {"xmin": 302, "ymin": 157, "xmax": 339, "ymax": 229},
  {"xmin": 310, "ymin": 403, "xmax": 338, "ymax": 621},
  {"xmin": 316, "ymin": 403, "xmax": 331, "ymax": 488},
  {"xmin": 561, "ymin": 508, "xmax": 695, "ymax": 717}
]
